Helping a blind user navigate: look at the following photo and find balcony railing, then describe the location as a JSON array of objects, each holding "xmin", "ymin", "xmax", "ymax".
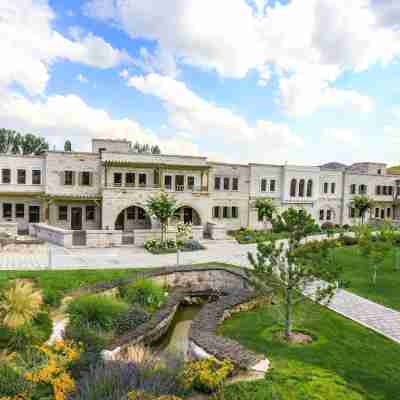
[{"xmin": 108, "ymin": 183, "xmax": 208, "ymax": 192}]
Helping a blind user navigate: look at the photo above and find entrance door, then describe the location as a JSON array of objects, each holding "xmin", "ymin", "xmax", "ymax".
[
  {"xmin": 71, "ymin": 207, "xmax": 83, "ymax": 230},
  {"xmin": 183, "ymin": 207, "xmax": 193, "ymax": 224}
]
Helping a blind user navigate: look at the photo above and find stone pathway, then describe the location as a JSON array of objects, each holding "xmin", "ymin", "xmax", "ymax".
[
  {"xmin": 304, "ymin": 280, "xmax": 400, "ymax": 344},
  {"xmin": 1, "ymin": 238, "xmax": 400, "ymax": 345}
]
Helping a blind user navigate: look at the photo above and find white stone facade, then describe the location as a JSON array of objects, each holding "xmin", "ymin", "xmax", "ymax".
[{"xmin": 0, "ymin": 140, "xmax": 399, "ymax": 242}]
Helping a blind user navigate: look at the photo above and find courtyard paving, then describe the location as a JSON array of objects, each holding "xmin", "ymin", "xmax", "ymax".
[{"xmin": 1, "ymin": 239, "xmax": 400, "ymax": 344}]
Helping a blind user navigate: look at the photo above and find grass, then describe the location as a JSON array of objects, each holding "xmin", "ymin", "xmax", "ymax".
[
  {"xmin": 0, "ymin": 269, "xmax": 142, "ymax": 307},
  {"xmin": 220, "ymin": 298, "xmax": 400, "ymax": 400},
  {"xmin": 334, "ymin": 245, "xmax": 400, "ymax": 311},
  {"xmin": 229, "ymin": 229, "xmax": 289, "ymax": 244}
]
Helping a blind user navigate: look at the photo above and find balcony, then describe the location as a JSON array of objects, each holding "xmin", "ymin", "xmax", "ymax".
[{"xmin": 107, "ymin": 183, "xmax": 208, "ymax": 193}]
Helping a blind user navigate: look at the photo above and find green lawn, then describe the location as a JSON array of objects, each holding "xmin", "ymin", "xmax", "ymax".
[
  {"xmin": 334, "ymin": 245, "xmax": 400, "ymax": 311},
  {"xmin": 0, "ymin": 269, "xmax": 142, "ymax": 307},
  {"xmin": 220, "ymin": 299, "xmax": 400, "ymax": 400}
]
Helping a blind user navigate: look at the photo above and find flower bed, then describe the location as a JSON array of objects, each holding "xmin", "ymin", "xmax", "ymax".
[{"xmin": 144, "ymin": 239, "xmax": 205, "ymax": 254}]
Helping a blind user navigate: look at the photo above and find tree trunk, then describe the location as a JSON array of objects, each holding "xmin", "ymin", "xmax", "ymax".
[{"xmin": 285, "ymin": 288, "xmax": 293, "ymax": 340}]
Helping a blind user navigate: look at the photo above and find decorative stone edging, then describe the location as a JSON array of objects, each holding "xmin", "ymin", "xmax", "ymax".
[{"xmin": 188, "ymin": 289, "xmax": 272, "ymax": 372}]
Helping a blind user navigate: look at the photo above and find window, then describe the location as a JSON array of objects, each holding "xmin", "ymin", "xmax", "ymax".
[
  {"xmin": 113, "ymin": 173, "xmax": 122, "ymax": 186},
  {"xmin": 323, "ymin": 182, "xmax": 329, "ymax": 194},
  {"xmin": 80, "ymin": 171, "xmax": 92, "ymax": 186},
  {"xmin": 58, "ymin": 206, "xmax": 68, "ymax": 221},
  {"xmin": 223, "ymin": 177, "xmax": 230, "ymax": 190},
  {"xmin": 306, "ymin": 180, "xmax": 313, "ymax": 197},
  {"xmin": 378, "ymin": 169, "xmax": 382, "ymax": 175},
  {"xmin": 213, "ymin": 206, "xmax": 220, "ymax": 218},
  {"xmin": 331, "ymin": 183, "xmax": 336, "ymax": 194},
  {"xmin": 2, "ymin": 169, "xmax": 10, "ymax": 184},
  {"xmin": 15, "ymin": 204, "xmax": 24, "ymax": 218},
  {"xmin": 86, "ymin": 206, "xmax": 95, "ymax": 221},
  {"xmin": 138, "ymin": 173, "xmax": 147, "ymax": 186},
  {"xmin": 64, "ymin": 171, "xmax": 74, "ymax": 186},
  {"xmin": 232, "ymin": 177, "xmax": 239, "ymax": 191},
  {"xmin": 376, "ymin": 185, "xmax": 381, "ymax": 195},
  {"xmin": 359, "ymin": 184, "xmax": 367, "ymax": 195},
  {"xmin": 290, "ymin": 179, "xmax": 297, "ymax": 197},
  {"xmin": 164, "ymin": 175, "xmax": 172, "ymax": 189},
  {"xmin": 32, "ymin": 170, "xmax": 41, "ymax": 185},
  {"xmin": 17, "ymin": 169, "xmax": 26, "ymax": 184},
  {"xmin": 127, "ymin": 206, "xmax": 135, "ymax": 220},
  {"xmin": 299, "ymin": 179, "xmax": 305, "ymax": 197},
  {"xmin": 126, "ymin": 173, "xmax": 135, "ymax": 187},
  {"xmin": 327, "ymin": 209, "xmax": 332, "ymax": 221},
  {"xmin": 153, "ymin": 169, "xmax": 160, "ymax": 186},
  {"xmin": 349, "ymin": 207, "xmax": 356, "ymax": 218},
  {"xmin": 389, "ymin": 186, "xmax": 393, "ymax": 196},
  {"xmin": 387, "ymin": 208, "xmax": 391, "ymax": 218},
  {"xmin": 231, "ymin": 206, "xmax": 239, "ymax": 218},
  {"xmin": 383, "ymin": 186, "xmax": 387, "ymax": 195},
  {"xmin": 29, "ymin": 206, "xmax": 40, "ymax": 223},
  {"xmin": 214, "ymin": 176, "xmax": 221, "ymax": 190},
  {"xmin": 187, "ymin": 176, "xmax": 195, "ymax": 190},
  {"xmin": 270, "ymin": 179, "xmax": 276, "ymax": 192},
  {"xmin": 381, "ymin": 209, "xmax": 385, "ymax": 219},
  {"xmin": 319, "ymin": 209, "xmax": 324, "ymax": 221},
  {"xmin": 350, "ymin": 184, "xmax": 356, "ymax": 194},
  {"xmin": 223, "ymin": 206, "xmax": 229, "ymax": 218},
  {"xmin": 261, "ymin": 178, "xmax": 267, "ymax": 192},
  {"xmin": 375, "ymin": 208, "xmax": 380, "ymax": 218},
  {"xmin": 137, "ymin": 208, "xmax": 146, "ymax": 220},
  {"xmin": 3, "ymin": 203, "xmax": 12, "ymax": 218}
]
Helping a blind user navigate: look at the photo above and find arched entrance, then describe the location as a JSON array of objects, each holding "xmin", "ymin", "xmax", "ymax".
[
  {"xmin": 114, "ymin": 206, "xmax": 152, "ymax": 231},
  {"xmin": 173, "ymin": 206, "xmax": 201, "ymax": 225}
]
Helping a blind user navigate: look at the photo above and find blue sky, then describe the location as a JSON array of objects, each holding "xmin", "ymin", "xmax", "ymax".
[{"xmin": 1, "ymin": 0, "xmax": 400, "ymax": 165}]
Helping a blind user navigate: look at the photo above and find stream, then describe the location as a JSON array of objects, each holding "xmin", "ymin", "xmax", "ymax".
[{"xmin": 155, "ymin": 303, "xmax": 203, "ymax": 360}]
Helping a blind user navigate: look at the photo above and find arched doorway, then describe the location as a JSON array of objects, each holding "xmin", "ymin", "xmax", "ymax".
[
  {"xmin": 173, "ymin": 206, "xmax": 201, "ymax": 225},
  {"xmin": 114, "ymin": 206, "xmax": 152, "ymax": 231}
]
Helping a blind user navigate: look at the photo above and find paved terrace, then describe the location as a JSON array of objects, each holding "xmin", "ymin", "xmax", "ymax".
[{"xmin": 1, "ymin": 238, "xmax": 400, "ymax": 345}]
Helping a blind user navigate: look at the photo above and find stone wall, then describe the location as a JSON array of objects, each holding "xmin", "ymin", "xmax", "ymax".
[
  {"xmin": 30, "ymin": 223, "xmax": 73, "ymax": 247},
  {"xmin": 188, "ymin": 289, "xmax": 272, "ymax": 371}
]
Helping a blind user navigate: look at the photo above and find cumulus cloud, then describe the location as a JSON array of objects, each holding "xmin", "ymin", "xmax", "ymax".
[
  {"xmin": 84, "ymin": 0, "xmax": 400, "ymax": 116},
  {"xmin": 127, "ymin": 73, "xmax": 304, "ymax": 163},
  {"xmin": 0, "ymin": 0, "xmax": 132, "ymax": 95},
  {"xmin": 0, "ymin": 90, "xmax": 200, "ymax": 156}
]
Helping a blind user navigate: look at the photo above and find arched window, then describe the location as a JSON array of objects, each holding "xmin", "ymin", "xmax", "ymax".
[
  {"xmin": 299, "ymin": 179, "xmax": 305, "ymax": 197},
  {"xmin": 306, "ymin": 180, "xmax": 313, "ymax": 197},
  {"xmin": 290, "ymin": 179, "xmax": 297, "ymax": 197}
]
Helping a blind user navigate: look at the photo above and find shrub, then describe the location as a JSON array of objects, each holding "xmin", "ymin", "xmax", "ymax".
[
  {"xmin": 0, "ymin": 279, "xmax": 43, "ymax": 329},
  {"xmin": 0, "ymin": 363, "xmax": 29, "ymax": 398},
  {"xmin": 119, "ymin": 279, "xmax": 165, "ymax": 311},
  {"xmin": 183, "ymin": 358, "xmax": 234, "ymax": 394},
  {"xmin": 340, "ymin": 235, "xmax": 358, "ymax": 246},
  {"xmin": 64, "ymin": 321, "xmax": 111, "ymax": 352},
  {"xmin": 67, "ymin": 294, "xmax": 129, "ymax": 331},
  {"xmin": 0, "ymin": 312, "xmax": 52, "ymax": 351},
  {"xmin": 72, "ymin": 351, "xmax": 185, "ymax": 400},
  {"xmin": 115, "ymin": 307, "xmax": 150, "ymax": 335}
]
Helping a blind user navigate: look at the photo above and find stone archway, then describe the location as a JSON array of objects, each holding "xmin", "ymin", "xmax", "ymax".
[
  {"xmin": 173, "ymin": 206, "xmax": 202, "ymax": 226},
  {"xmin": 114, "ymin": 205, "xmax": 152, "ymax": 231}
]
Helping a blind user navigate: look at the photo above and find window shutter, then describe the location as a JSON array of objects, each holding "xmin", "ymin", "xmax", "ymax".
[
  {"xmin": 72, "ymin": 171, "xmax": 76, "ymax": 185},
  {"xmin": 89, "ymin": 172, "xmax": 93, "ymax": 186}
]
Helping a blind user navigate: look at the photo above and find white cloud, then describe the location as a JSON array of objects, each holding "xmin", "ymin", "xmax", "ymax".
[
  {"xmin": 77, "ymin": 74, "xmax": 89, "ymax": 83},
  {"xmin": 0, "ymin": 90, "xmax": 200, "ymax": 156},
  {"xmin": 0, "ymin": 0, "xmax": 132, "ymax": 95},
  {"xmin": 84, "ymin": 0, "xmax": 400, "ymax": 116},
  {"xmin": 323, "ymin": 128, "xmax": 362, "ymax": 148},
  {"xmin": 279, "ymin": 73, "xmax": 374, "ymax": 116},
  {"xmin": 127, "ymin": 73, "xmax": 304, "ymax": 163}
]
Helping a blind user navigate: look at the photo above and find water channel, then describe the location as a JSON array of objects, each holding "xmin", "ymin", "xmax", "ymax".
[{"xmin": 155, "ymin": 303, "xmax": 203, "ymax": 360}]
